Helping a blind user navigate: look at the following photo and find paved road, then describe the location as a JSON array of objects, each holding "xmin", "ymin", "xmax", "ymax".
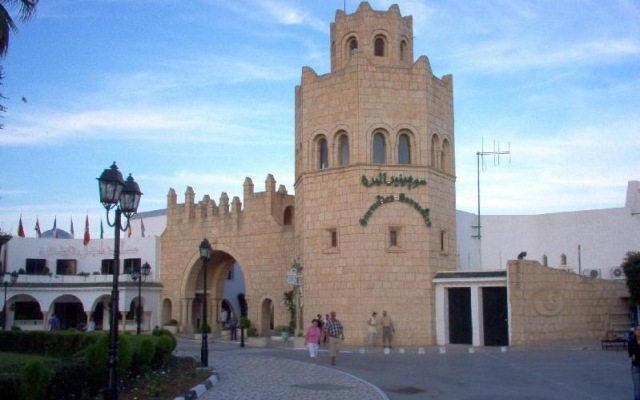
[{"xmin": 176, "ymin": 338, "xmax": 631, "ymax": 400}]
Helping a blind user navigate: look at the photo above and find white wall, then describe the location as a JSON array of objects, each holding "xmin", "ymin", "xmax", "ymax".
[{"xmin": 456, "ymin": 180, "xmax": 640, "ymax": 278}]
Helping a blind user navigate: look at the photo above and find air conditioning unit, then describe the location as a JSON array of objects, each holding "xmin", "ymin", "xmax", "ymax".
[
  {"xmin": 582, "ymin": 269, "xmax": 601, "ymax": 278},
  {"xmin": 611, "ymin": 267, "xmax": 625, "ymax": 280}
]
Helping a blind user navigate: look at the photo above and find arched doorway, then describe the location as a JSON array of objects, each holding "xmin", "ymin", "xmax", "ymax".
[
  {"xmin": 184, "ymin": 250, "xmax": 246, "ymax": 335},
  {"xmin": 161, "ymin": 298, "xmax": 172, "ymax": 325},
  {"xmin": 259, "ymin": 298, "xmax": 274, "ymax": 336},
  {"xmin": 51, "ymin": 294, "xmax": 85, "ymax": 330}
]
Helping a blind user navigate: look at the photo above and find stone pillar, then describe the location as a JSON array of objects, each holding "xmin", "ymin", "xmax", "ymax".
[
  {"xmin": 470, "ymin": 286, "xmax": 481, "ymax": 347},
  {"xmin": 120, "ymin": 312, "xmax": 127, "ymax": 332},
  {"xmin": 42, "ymin": 311, "xmax": 50, "ymax": 331}
]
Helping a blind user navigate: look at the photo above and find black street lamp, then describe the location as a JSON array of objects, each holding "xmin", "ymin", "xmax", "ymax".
[
  {"xmin": 97, "ymin": 162, "xmax": 142, "ymax": 400},
  {"xmin": 199, "ymin": 238, "xmax": 212, "ymax": 367},
  {"xmin": 1, "ymin": 271, "xmax": 19, "ymax": 330},
  {"xmin": 130, "ymin": 262, "xmax": 151, "ymax": 335}
]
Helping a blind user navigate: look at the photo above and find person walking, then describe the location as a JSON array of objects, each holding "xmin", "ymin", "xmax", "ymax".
[
  {"xmin": 367, "ymin": 311, "xmax": 379, "ymax": 347},
  {"xmin": 316, "ymin": 314, "xmax": 324, "ymax": 344},
  {"xmin": 229, "ymin": 312, "xmax": 238, "ymax": 341},
  {"xmin": 324, "ymin": 311, "xmax": 344, "ymax": 365},
  {"xmin": 381, "ymin": 310, "xmax": 395, "ymax": 348},
  {"xmin": 629, "ymin": 325, "xmax": 640, "ymax": 400},
  {"xmin": 48, "ymin": 313, "xmax": 60, "ymax": 331},
  {"xmin": 304, "ymin": 319, "xmax": 323, "ymax": 364}
]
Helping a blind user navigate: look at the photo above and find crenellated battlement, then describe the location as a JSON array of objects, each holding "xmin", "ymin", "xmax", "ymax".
[{"xmin": 166, "ymin": 174, "xmax": 295, "ymax": 230}]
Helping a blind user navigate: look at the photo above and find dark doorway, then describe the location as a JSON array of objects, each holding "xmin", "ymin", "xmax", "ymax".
[
  {"xmin": 94, "ymin": 303, "xmax": 105, "ymax": 330},
  {"xmin": 482, "ymin": 287, "xmax": 509, "ymax": 346},
  {"xmin": 448, "ymin": 288, "xmax": 472, "ymax": 344},
  {"xmin": 54, "ymin": 302, "xmax": 85, "ymax": 330}
]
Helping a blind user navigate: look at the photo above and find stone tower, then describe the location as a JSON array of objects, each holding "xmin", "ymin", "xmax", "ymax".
[{"xmin": 294, "ymin": 2, "xmax": 456, "ymax": 345}]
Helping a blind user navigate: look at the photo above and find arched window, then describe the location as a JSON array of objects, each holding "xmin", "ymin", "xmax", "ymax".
[
  {"xmin": 373, "ymin": 132, "xmax": 386, "ymax": 164},
  {"xmin": 374, "ymin": 36, "xmax": 385, "ymax": 56},
  {"xmin": 283, "ymin": 206, "xmax": 294, "ymax": 225},
  {"xmin": 431, "ymin": 135, "xmax": 440, "ymax": 168},
  {"xmin": 318, "ymin": 138, "xmax": 328, "ymax": 169},
  {"xmin": 338, "ymin": 134, "xmax": 350, "ymax": 166},
  {"xmin": 398, "ymin": 133, "xmax": 411, "ymax": 164},
  {"xmin": 442, "ymin": 139, "xmax": 451, "ymax": 173},
  {"xmin": 348, "ymin": 37, "xmax": 358, "ymax": 56},
  {"xmin": 400, "ymin": 40, "xmax": 407, "ymax": 61}
]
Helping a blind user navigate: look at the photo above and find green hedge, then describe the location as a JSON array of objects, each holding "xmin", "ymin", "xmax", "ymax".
[
  {"xmin": 0, "ymin": 331, "xmax": 99, "ymax": 357},
  {"xmin": 0, "ymin": 329, "xmax": 178, "ymax": 398}
]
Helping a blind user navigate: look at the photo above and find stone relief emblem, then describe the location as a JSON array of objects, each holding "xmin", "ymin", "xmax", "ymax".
[{"xmin": 532, "ymin": 289, "xmax": 564, "ymax": 316}]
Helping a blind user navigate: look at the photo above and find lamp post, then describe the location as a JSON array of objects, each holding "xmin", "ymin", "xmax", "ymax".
[
  {"xmin": 130, "ymin": 262, "xmax": 151, "ymax": 335},
  {"xmin": 1, "ymin": 271, "xmax": 19, "ymax": 330},
  {"xmin": 97, "ymin": 162, "xmax": 142, "ymax": 400},
  {"xmin": 199, "ymin": 238, "xmax": 212, "ymax": 367}
]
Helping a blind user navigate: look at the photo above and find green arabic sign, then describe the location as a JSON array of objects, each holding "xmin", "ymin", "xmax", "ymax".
[
  {"xmin": 361, "ymin": 173, "xmax": 427, "ymax": 189},
  {"xmin": 359, "ymin": 193, "xmax": 432, "ymax": 227}
]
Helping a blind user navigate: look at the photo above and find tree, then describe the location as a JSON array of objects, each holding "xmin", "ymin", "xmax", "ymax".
[
  {"xmin": 0, "ymin": 0, "xmax": 38, "ymax": 58},
  {"xmin": 622, "ymin": 251, "xmax": 640, "ymax": 305},
  {"xmin": 0, "ymin": 1, "xmax": 38, "ymax": 127}
]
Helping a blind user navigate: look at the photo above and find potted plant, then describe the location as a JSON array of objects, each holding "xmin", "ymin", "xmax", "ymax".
[
  {"xmin": 163, "ymin": 319, "xmax": 179, "ymax": 334},
  {"xmin": 292, "ymin": 332, "xmax": 306, "ymax": 348},
  {"xmin": 247, "ymin": 326, "xmax": 269, "ymax": 347}
]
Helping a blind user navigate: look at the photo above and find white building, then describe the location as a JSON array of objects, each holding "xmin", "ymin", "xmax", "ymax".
[{"xmin": 457, "ymin": 180, "xmax": 640, "ymax": 277}]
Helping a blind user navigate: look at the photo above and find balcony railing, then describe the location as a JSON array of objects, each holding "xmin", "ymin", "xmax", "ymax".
[{"xmin": 11, "ymin": 274, "xmax": 156, "ymax": 284}]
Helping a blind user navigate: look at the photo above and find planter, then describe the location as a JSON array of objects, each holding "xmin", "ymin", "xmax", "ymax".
[
  {"xmin": 247, "ymin": 336, "xmax": 269, "ymax": 348},
  {"xmin": 219, "ymin": 330, "xmax": 231, "ymax": 340},
  {"xmin": 193, "ymin": 334, "xmax": 214, "ymax": 342},
  {"xmin": 292, "ymin": 336, "xmax": 306, "ymax": 349},
  {"xmin": 162, "ymin": 325, "xmax": 178, "ymax": 334}
]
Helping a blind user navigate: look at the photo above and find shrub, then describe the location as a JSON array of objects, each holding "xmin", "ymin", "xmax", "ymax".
[
  {"xmin": 20, "ymin": 360, "xmax": 53, "ymax": 400},
  {"xmin": 85, "ymin": 333, "xmax": 133, "ymax": 390},
  {"xmin": 152, "ymin": 327, "xmax": 177, "ymax": 351},
  {"xmin": 130, "ymin": 336, "xmax": 156, "ymax": 376},
  {"xmin": 44, "ymin": 358, "xmax": 90, "ymax": 400},
  {"xmin": 152, "ymin": 335, "xmax": 173, "ymax": 368},
  {"xmin": 246, "ymin": 327, "xmax": 257, "ymax": 337}
]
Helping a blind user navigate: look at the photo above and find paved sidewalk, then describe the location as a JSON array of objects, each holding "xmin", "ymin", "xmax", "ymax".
[{"xmin": 176, "ymin": 337, "xmax": 631, "ymax": 400}]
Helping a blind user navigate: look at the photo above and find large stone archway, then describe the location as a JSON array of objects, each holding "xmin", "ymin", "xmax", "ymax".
[{"xmin": 177, "ymin": 247, "xmax": 243, "ymax": 334}]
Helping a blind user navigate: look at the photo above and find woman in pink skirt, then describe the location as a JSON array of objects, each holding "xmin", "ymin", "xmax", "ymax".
[{"xmin": 304, "ymin": 318, "xmax": 323, "ymax": 364}]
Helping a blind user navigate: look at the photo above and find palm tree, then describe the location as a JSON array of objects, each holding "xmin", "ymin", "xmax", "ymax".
[{"xmin": 0, "ymin": 0, "xmax": 38, "ymax": 58}]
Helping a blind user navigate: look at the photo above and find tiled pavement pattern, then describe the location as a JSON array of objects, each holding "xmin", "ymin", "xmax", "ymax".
[{"xmin": 196, "ymin": 351, "xmax": 387, "ymax": 400}]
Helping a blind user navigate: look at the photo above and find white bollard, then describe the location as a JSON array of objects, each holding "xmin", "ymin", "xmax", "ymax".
[
  {"xmin": 418, "ymin": 348, "xmax": 425, "ymax": 354},
  {"xmin": 383, "ymin": 347, "xmax": 391, "ymax": 354},
  {"xmin": 439, "ymin": 347, "xmax": 446, "ymax": 354}
]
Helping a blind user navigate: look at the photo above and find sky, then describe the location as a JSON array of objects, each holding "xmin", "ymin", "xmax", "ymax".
[{"xmin": 0, "ymin": 0, "xmax": 638, "ymax": 238}]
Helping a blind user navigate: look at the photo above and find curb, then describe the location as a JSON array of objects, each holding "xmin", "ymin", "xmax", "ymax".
[{"xmin": 173, "ymin": 372, "xmax": 219, "ymax": 400}]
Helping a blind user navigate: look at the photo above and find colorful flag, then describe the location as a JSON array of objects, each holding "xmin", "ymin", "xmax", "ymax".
[
  {"xmin": 100, "ymin": 219, "xmax": 104, "ymax": 239},
  {"xmin": 17, "ymin": 215, "xmax": 25, "ymax": 238},
  {"xmin": 70, "ymin": 217, "xmax": 75, "ymax": 238},
  {"xmin": 53, "ymin": 217, "xmax": 58, "ymax": 239},
  {"xmin": 83, "ymin": 215, "xmax": 90, "ymax": 246},
  {"xmin": 140, "ymin": 218, "xmax": 146, "ymax": 238},
  {"xmin": 35, "ymin": 218, "xmax": 42, "ymax": 238}
]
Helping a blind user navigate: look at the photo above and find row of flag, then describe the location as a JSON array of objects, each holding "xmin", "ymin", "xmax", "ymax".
[{"xmin": 16, "ymin": 215, "xmax": 146, "ymax": 244}]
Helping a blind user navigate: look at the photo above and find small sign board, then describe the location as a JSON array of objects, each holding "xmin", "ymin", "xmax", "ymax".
[{"xmin": 287, "ymin": 269, "xmax": 298, "ymax": 285}]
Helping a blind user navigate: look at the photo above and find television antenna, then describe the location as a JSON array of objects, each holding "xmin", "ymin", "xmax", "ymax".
[{"xmin": 472, "ymin": 138, "xmax": 511, "ymax": 239}]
